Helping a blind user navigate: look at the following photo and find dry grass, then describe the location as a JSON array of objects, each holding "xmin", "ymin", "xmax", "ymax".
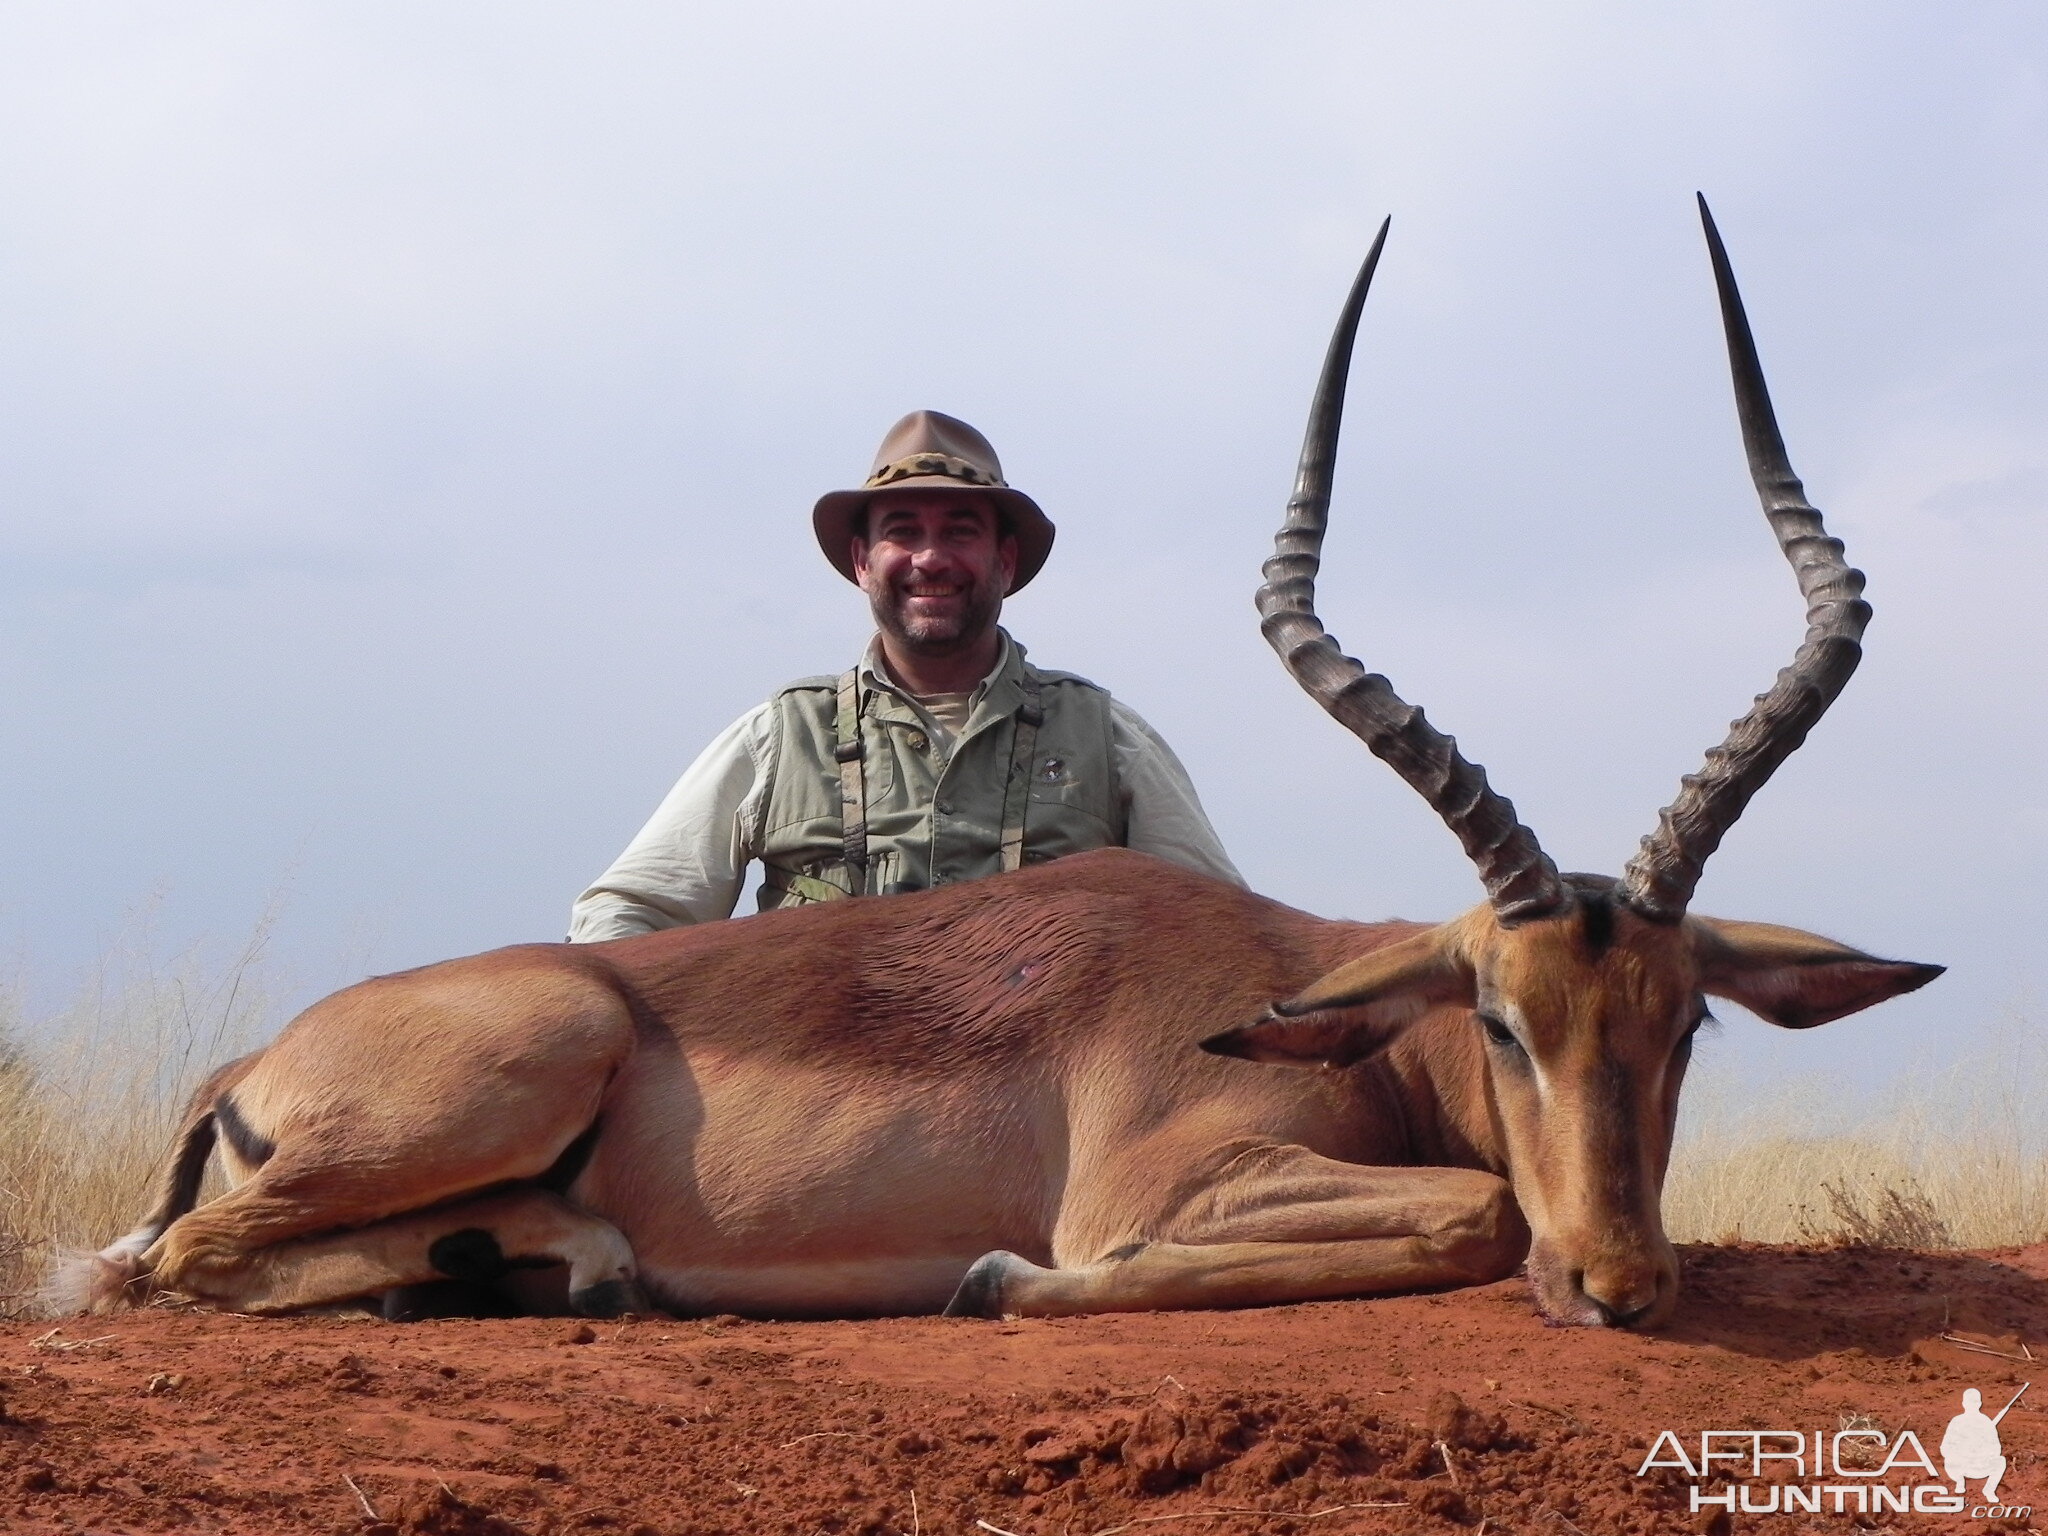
[
  {"xmin": 0, "ymin": 925, "xmax": 278, "ymax": 1314},
  {"xmin": 1662, "ymin": 1031, "xmax": 2048, "ymax": 1250}
]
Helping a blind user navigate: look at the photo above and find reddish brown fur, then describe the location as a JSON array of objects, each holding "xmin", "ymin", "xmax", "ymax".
[{"xmin": 73, "ymin": 849, "xmax": 1937, "ymax": 1329}]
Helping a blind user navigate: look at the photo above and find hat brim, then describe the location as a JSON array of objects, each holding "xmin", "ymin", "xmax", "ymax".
[{"xmin": 813, "ymin": 478, "xmax": 1055, "ymax": 592}]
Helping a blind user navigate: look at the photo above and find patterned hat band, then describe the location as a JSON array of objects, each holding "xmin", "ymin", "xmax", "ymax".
[
  {"xmin": 814, "ymin": 409, "xmax": 1052, "ymax": 589},
  {"xmin": 864, "ymin": 452, "xmax": 1010, "ymax": 491}
]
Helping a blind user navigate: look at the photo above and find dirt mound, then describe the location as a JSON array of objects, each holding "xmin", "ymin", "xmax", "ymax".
[{"xmin": 1, "ymin": 1244, "xmax": 2042, "ymax": 1535}]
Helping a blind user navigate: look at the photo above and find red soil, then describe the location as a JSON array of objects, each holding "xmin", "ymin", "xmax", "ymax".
[{"xmin": 1, "ymin": 1244, "xmax": 2042, "ymax": 1536}]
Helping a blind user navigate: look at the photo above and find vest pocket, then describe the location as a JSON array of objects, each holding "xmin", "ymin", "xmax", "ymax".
[{"xmin": 1027, "ymin": 772, "xmax": 1117, "ymax": 833}]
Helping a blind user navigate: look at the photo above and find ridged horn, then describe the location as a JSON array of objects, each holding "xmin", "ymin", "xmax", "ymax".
[
  {"xmin": 1618, "ymin": 196, "xmax": 1871, "ymax": 921},
  {"xmin": 1258, "ymin": 220, "xmax": 1568, "ymax": 926}
]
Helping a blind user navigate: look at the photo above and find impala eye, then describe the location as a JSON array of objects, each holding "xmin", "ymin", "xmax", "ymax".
[{"xmin": 1477, "ymin": 1013, "xmax": 1519, "ymax": 1050}]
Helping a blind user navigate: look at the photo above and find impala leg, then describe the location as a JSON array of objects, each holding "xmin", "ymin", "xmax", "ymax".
[
  {"xmin": 110, "ymin": 971, "xmax": 644, "ymax": 1317},
  {"xmin": 144, "ymin": 1186, "xmax": 648, "ymax": 1317},
  {"xmin": 947, "ymin": 1145, "xmax": 1526, "ymax": 1318}
]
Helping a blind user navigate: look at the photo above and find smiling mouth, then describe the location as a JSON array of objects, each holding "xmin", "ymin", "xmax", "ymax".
[{"xmin": 904, "ymin": 584, "xmax": 966, "ymax": 599}]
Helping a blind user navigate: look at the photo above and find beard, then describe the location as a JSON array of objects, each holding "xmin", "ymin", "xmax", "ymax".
[{"xmin": 864, "ymin": 571, "xmax": 1004, "ymax": 655}]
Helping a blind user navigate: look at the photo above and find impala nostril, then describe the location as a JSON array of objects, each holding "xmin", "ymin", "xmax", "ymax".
[
  {"xmin": 1594, "ymin": 1296, "xmax": 1654, "ymax": 1328},
  {"xmin": 1580, "ymin": 1270, "xmax": 1663, "ymax": 1328}
]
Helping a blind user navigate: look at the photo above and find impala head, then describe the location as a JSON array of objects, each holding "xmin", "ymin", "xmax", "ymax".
[{"xmin": 1206, "ymin": 199, "xmax": 1943, "ymax": 1329}]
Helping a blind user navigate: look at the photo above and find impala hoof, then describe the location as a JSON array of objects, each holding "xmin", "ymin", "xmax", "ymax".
[
  {"xmin": 944, "ymin": 1250, "xmax": 1023, "ymax": 1318},
  {"xmin": 569, "ymin": 1277, "xmax": 652, "ymax": 1319}
]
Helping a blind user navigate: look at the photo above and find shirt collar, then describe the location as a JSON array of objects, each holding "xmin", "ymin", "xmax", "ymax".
[
  {"xmin": 856, "ymin": 634, "xmax": 1032, "ymax": 749},
  {"xmin": 861, "ymin": 629, "xmax": 1023, "ymax": 702}
]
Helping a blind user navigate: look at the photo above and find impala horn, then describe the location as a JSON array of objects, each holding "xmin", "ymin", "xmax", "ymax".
[
  {"xmin": 1257, "ymin": 219, "xmax": 1569, "ymax": 927},
  {"xmin": 1617, "ymin": 197, "xmax": 1871, "ymax": 922}
]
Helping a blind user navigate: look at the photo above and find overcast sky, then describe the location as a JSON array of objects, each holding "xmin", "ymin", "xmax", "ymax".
[{"xmin": 1, "ymin": 3, "xmax": 2041, "ymax": 1098}]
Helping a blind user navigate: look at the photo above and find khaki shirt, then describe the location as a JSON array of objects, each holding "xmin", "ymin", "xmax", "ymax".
[{"xmin": 569, "ymin": 634, "xmax": 1241, "ymax": 940}]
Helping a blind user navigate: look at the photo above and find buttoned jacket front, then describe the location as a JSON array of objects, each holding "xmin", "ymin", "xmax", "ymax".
[{"xmin": 755, "ymin": 635, "xmax": 1122, "ymax": 907}]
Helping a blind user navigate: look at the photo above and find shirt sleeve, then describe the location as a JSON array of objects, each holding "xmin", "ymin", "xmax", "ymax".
[
  {"xmin": 1107, "ymin": 699, "xmax": 1246, "ymax": 887},
  {"xmin": 567, "ymin": 705, "xmax": 774, "ymax": 940}
]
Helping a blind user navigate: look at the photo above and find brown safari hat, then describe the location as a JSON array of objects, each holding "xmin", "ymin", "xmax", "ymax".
[{"xmin": 813, "ymin": 410, "xmax": 1056, "ymax": 591}]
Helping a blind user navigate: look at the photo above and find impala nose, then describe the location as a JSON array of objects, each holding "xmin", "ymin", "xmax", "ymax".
[
  {"xmin": 1590, "ymin": 1293, "xmax": 1655, "ymax": 1328},
  {"xmin": 1578, "ymin": 1269, "xmax": 1664, "ymax": 1329}
]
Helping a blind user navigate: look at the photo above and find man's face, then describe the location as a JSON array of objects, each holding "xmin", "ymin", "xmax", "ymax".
[{"xmin": 851, "ymin": 492, "xmax": 1018, "ymax": 655}]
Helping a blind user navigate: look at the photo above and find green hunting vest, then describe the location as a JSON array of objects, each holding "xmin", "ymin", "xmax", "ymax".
[{"xmin": 756, "ymin": 635, "xmax": 1124, "ymax": 909}]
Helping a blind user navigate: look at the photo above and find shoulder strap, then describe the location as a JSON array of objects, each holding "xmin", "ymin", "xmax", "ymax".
[
  {"xmin": 1099, "ymin": 688, "xmax": 1125, "ymax": 837},
  {"xmin": 834, "ymin": 669, "xmax": 869, "ymax": 894},
  {"xmin": 998, "ymin": 671, "xmax": 1045, "ymax": 873}
]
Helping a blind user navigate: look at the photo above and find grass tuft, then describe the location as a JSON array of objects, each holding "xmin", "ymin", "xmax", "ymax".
[
  {"xmin": 0, "ymin": 925, "xmax": 278, "ymax": 1314},
  {"xmin": 1662, "ymin": 1031, "xmax": 2048, "ymax": 1251}
]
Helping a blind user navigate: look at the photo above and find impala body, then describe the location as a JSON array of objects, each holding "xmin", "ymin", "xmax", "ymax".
[{"xmin": 71, "ymin": 201, "xmax": 1939, "ymax": 1329}]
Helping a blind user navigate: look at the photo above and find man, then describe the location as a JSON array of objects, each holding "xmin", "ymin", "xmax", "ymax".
[{"xmin": 569, "ymin": 410, "xmax": 1240, "ymax": 940}]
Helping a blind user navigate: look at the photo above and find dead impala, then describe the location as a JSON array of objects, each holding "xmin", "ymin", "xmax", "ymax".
[{"xmin": 72, "ymin": 199, "xmax": 1939, "ymax": 1330}]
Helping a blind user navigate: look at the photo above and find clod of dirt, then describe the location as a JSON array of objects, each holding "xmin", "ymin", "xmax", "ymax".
[
  {"xmin": 1413, "ymin": 1484, "xmax": 1472, "ymax": 1522},
  {"xmin": 384, "ymin": 1484, "xmax": 525, "ymax": 1536},
  {"xmin": 1232, "ymin": 1434, "xmax": 1313, "ymax": 1486},
  {"xmin": 1426, "ymin": 1389, "xmax": 1513, "ymax": 1452},
  {"xmin": 1122, "ymin": 1400, "xmax": 1256, "ymax": 1492}
]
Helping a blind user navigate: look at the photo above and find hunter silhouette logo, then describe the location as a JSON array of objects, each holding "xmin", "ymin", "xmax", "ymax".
[
  {"xmin": 1943, "ymin": 1385, "xmax": 2027, "ymax": 1504},
  {"xmin": 1635, "ymin": 1380, "xmax": 2032, "ymax": 1519}
]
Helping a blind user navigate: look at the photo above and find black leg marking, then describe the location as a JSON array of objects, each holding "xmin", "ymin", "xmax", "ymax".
[
  {"xmin": 428, "ymin": 1228, "xmax": 510, "ymax": 1285},
  {"xmin": 569, "ymin": 1278, "xmax": 652, "ymax": 1319},
  {"xmin": 537, "ymin": 1118, "xmax": 604, "ymax": 1196},
  {"xmin": 1103, "ymin": 1242, "xmax": 1148, "ymax": 1263},
  {"xmin": 214, "ymin": 1093, "xmax": 275, "ymax": 1169},
  {"xmin": 131, "ymin": 1110, "xmax": 220, "ymax": 1243},
  {"xmin": 943, "ymin": 1250, "xmax": 1016, "ymax": 1318},
  {"xmin": 381, "ymin": 1280, "xmax": 518, "ymax": 1322}
]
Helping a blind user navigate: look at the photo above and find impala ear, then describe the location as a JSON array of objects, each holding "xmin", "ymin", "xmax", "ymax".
[
  {"xmin": 1200, "ymin": 930, "xmax": 1471, "ymax": 1068},
  {"xmin": 1692, "ymin": 918, "xmax": 1944, "ymax": 1029}
]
